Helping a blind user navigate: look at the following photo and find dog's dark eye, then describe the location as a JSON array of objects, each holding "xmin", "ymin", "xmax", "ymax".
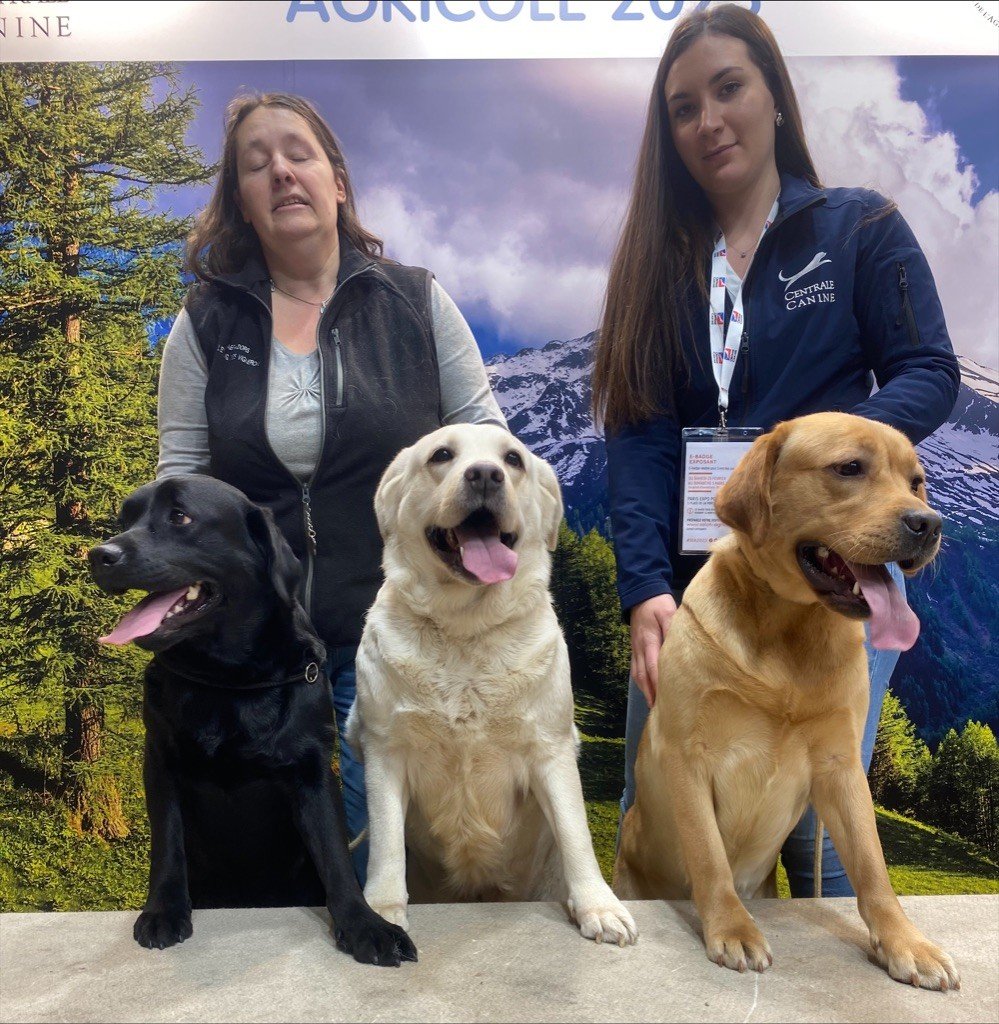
[
  {"xmin": 911, "ymin": 475, "xmax": 924, "ymax": 494},
  {"xmin": 169, "ymin": 507, "xmax": 192, "ymax": 526},
  {"xmin": 429, "ymin": 447, "xmax": 453, "ymax": 465},
  {"xmin": 833, "ymin": 460, "xmax": 864, "ymax": 477},
  {"xmin": 504, "ymin": 450, "xmax": 524, "ymax": 469}
]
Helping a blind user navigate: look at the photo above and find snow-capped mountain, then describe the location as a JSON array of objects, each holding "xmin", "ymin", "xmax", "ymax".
[
  {"xmin": 916, "ymin": 359, "xmax": 999, "ymax": 539},
  {"xmin": 487, "ymin": 332, "xmax": 604, "ymax": 530},
  {"xmin": 488, "ymin": 340, "xmax": 999, "ymax": 543}
]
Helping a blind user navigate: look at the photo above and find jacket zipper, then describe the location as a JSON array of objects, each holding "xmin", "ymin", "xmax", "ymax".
[
  {"xmin": 726, "ymin": 195, "xmax": 825, "ymax": 420},
  {"xmin": 895, "ymin": 262, "xmax": 921, "ymax": 346},
  {"xmin": 739, "ymin": 334, "xmax": 751, "ymax": 400}
]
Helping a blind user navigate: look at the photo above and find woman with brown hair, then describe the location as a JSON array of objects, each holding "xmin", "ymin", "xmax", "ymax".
[
  {"xmin": 157, "ymin": 92, "xmax": 505, "ymax": 885},
  {"xmin": 594, "ymin": 5, "xmax": 959, "ymax": 895}
]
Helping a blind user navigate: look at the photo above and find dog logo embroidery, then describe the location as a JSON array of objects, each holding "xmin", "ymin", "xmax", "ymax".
[{"xmin": 780, "ymin": 252, "xmax": 836, "ymax": 310}]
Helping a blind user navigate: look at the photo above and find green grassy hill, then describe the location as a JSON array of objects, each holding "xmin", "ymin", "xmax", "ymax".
[
  {"xmin": 1, "ymin": 729, "xmax": 995, "ymax": 912},
  {"xmin": 580, "ymin": 734, "xmax": 999, "ymax": 896}
]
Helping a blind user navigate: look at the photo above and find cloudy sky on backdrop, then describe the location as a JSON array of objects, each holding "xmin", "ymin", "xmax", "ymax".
[{"xmin": 170, "ymin": 56, "xmax": 999, "ymax": 367}]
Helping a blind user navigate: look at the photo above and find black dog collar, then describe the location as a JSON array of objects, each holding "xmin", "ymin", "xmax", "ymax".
[{"xmin": 152, "ymin": 653, "xmax": 325, "ymax": 691}]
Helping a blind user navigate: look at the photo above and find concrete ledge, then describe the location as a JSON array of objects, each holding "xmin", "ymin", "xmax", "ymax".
[{"xmin": 1, "ymin": 896, "xmax": 996, "ymax": 1023}]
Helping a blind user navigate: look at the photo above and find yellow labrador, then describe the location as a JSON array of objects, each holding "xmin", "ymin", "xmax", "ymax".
[
  {"xmin": 348, "ymin": 423, "xmax": 637, "ymax": 946},
  {"xmin": 614, "ymin": 412, "xmax": 958, "ymax": 990}
]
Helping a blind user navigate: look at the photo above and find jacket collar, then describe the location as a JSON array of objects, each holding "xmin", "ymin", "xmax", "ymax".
[
  {"xmin": 775, "ymin": 172, "xmax": 827, "ymax": 225},
  {"xmin": 209, "ymin": 230, "xmax": 373, "ymax": 300},
  {"xmin": 335, "ymin": 230, "xmax": 373, "ymax": 282}
]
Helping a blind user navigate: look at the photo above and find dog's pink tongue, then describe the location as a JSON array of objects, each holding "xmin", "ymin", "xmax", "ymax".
[
  {"xmin": 455, "ymin": 524, "xmax": 518, "ymax": 584},
  {"xmin": 99, "ymin": 588, "xmax": 188, "ymax": 645},
  {"xmin": 846, "ymin": 562, "xmax": 920, "ymax": 651}
]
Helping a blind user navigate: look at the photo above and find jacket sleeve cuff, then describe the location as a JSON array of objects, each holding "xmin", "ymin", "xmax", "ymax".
[{"xmin": 618, "ymin": 581, "xmax": 675, "ymax": 623}]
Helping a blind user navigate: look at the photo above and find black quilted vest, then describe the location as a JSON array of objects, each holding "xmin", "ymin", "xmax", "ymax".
[{"xmin": 184, "ymin": 237, "xmax": 442, "ymax": 647}]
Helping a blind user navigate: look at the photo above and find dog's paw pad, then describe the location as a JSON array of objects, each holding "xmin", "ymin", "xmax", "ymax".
[
  {"xmin": 874, "ymin": 934, "xmax": 960, "ymax": 991},
  {"xmin": 133, "ymin": 909, "xmax": 193, "ymax": 950}
]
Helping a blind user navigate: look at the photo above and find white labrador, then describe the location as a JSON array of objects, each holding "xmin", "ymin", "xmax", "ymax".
[{"xmin": 347, "ymin": 423, "xmax": 637, "ymax": 945}]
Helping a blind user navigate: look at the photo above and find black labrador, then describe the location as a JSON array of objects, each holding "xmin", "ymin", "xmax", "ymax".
[{"xmin": 89, "ymin": 475, "xmax": 416, "ymax": 966}]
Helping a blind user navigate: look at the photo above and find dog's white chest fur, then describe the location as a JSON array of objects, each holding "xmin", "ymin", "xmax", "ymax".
[
  {"xmin": 352, "ymin": 609, "xmax": 572, "ymax": 899},
  {"xmin": 394, "ymin": 701, "xmax": 547, "ymax": 898}
]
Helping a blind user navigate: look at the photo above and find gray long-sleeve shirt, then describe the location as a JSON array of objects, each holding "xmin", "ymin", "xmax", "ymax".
[{"xmin": 158, "ymin": 279, "xmax": 506, "ymax": 479}]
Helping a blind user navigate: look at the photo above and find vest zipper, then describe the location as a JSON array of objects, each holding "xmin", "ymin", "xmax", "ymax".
[
  {"xmin": 301, "ymin": 481, "xmax": 318, "ymax": 615},
  {"xmin": 241, "ymin": 288, "xmax": 326, "ymax": 616},
  {"xmin": 302, "ymin": 321, "xmax": 328, "ymax": 618},
  {"xmin": 243, "ymin": 261, "xmax": 372, "ymax": 619},
  {"xmin": 295, "ymin": 263, "xmax": 369, "ymax": 616},
  {"xmin": 895, "ymin": 262, "xmax": 921, "ymax": 346}
]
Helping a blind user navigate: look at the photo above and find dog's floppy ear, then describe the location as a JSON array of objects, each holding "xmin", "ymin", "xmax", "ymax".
[
  {"xmin": 715, "ymin": 422, "xmax": 789, "ymax": 547},
  {"xmin": 533, "ymin": 455, "xmax": 564, "ymax": 552},
  {"xmin": 374, "ymin": 444, "xmax": 412, "ymax": 540},
  {"xmin": 246, "ymin": 503, "xmax": 325, "ymax": 661}
]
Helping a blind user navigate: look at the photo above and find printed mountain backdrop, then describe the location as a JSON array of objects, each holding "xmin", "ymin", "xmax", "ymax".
[{"xmin": 1, "ymin": 56, "xmax": 995, "ymax": 912}]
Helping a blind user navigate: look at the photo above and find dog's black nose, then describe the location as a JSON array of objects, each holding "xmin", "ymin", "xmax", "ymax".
[
  {"xmin": 464, "ymin": 462, "xmax": 504, "ymax": 496},
  {"xmin": 89, "ymin": 542, "xmax": 125, "ymax": 569},
  {"xmin": 901, "ymin": 510, "xmax": 942, "ymax": 543}
]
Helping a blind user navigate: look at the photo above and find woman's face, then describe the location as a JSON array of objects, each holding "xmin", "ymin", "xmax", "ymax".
[
  {"xmin": 664, "ymin": 33, "xmax": 779, "ymax": 202},
  {"xmin": 234, "ymin": 106, "xmax": 346, "ymax": 253}
]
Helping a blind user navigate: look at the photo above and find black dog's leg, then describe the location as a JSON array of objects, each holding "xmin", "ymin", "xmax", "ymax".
[
  {"xmin": 134, "ymin": 739, "xmax": 193, "ymax": 950},
  {"xmin": 285, "ymin": 757, "xmax": 417, "ymax": 967}
]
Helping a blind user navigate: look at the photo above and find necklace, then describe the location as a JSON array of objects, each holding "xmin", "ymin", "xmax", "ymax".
[
  {"xmin": 270, "ymin": 279, "xmax": 334, "ymax": 314},
  {"xmin": 731, "ymin": 239, "xmax": 759, "ymax": 260},
  {"xmin": 722, "ymin": 189, "xmax": 781, "ymax": 260}
]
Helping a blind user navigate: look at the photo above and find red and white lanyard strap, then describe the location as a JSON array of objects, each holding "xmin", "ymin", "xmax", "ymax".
[{"xmin": 709, "ymin": 196, "xmax": 779, "ymax": 427}]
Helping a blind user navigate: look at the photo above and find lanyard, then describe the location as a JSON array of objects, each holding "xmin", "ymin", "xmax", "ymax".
[{"xmin": 709, "ymin": 196, "xmax": 779, "ymax": 427}]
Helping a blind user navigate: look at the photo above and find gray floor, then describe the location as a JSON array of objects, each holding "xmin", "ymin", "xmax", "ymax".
[{"xmin": 1, "ymin": 896, "xmax": 996, "ymax": 1023}]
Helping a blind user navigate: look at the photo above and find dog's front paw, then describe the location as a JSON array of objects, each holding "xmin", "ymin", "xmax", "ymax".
[
  {"xmin": 567, "ymin": 884, "xmax": 638, "ymax": 946},
  {"xmin": 870, "ymin": 921, "xmax": 960, "ymax": 991},
  {"xmin": 363, "ymin": 877, "xmax": 410, "ymax": 931},
  {"xmin": 133, "ymin": 907, "xmax": 193, "ymax": 950},
  {"xmin": 704, "ymin": 913, "xmax": 772, "ymax": 974},
  {"xmin": 333, "ymin": 906, "xmax": 418, "ymax": 967}
]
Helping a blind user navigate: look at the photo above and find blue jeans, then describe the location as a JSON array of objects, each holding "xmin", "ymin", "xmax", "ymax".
[
  {"xmin": 619, "ymin": 564, "xmax": 904, "ymax": 897},
  {"xmin": 326, "ymin": 645, "xmax": 369, "ymax": 888}
]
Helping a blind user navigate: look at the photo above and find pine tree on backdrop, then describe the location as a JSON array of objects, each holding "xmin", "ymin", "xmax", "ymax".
[
  {"xmin": 0, "ymin": 63, "xmax": 212, "ymax": 837},
  {"xmin": 918, "ymin": 722, "xmax": 999, "ymax": 858},
  {"xmin": 550, "ymin": 522, "xmax": 630, "ymax": 735},
  {"xmin": 868, "ymin": 688, "xmax": 931, "ymax": 815},
  {"xmin": 576, "ymin": 529, "xmax": 631, "ymax": 727},
  {"xmin": 551, "ymin": 521, "xmax": 587, "ymax": 690}
]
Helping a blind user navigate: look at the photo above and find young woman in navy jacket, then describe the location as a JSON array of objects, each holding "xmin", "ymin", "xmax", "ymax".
[{"xmin": 592, "ymin": 5, "xmax": 959, "ymax": 896}]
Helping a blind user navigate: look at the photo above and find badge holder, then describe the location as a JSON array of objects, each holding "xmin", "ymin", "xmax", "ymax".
[{"xmin": 680, "ymin": 425, "xmax": 763, "ymax": 555}]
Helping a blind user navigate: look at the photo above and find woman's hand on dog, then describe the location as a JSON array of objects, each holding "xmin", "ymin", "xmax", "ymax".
[{"xmin": 630, "ymin": 594, "xmax": 677, "ymax": 707}]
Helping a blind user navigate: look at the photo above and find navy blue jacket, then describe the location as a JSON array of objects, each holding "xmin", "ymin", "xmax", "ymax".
[{"xmin": 605, "ymin": 173, "xmax": 960, "ymax": 612}]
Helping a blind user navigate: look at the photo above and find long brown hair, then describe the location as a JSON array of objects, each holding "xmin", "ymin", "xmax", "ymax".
[
  {"xmin": 185, "ymin": 92, "xmax": 385, "ymax": 280},
  {"xmin": 592, "ymin": 4, "xmax": 820, "ymax": 432}
]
